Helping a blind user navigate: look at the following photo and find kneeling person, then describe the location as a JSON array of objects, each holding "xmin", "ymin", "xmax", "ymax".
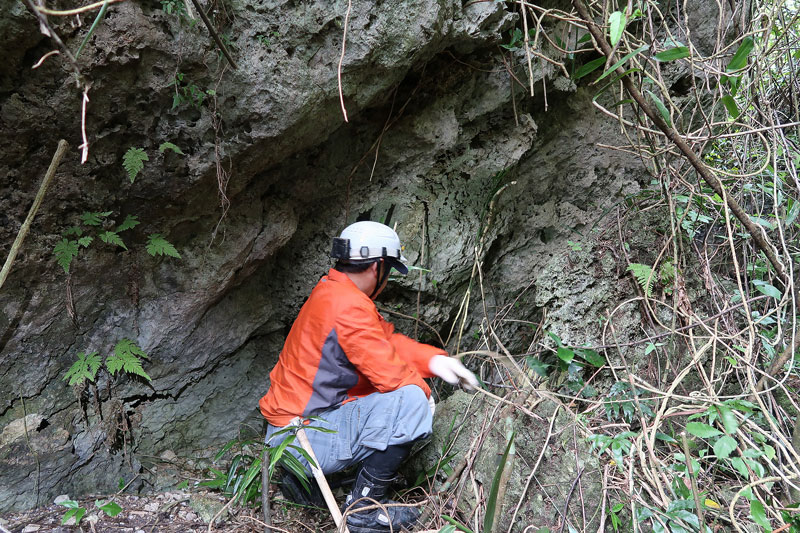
[{"xmin": 259, "ymin": 221, "xmax": 478, "ymax": 532}]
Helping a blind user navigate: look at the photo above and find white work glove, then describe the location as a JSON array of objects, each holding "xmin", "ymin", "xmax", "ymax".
[
  {"xmin": 428, "ymin": 355, "xmax": 479, "ymax": 390},
  {"xmin": 428, "ymin": 395, "xmax": 436, "ymax": 416}
]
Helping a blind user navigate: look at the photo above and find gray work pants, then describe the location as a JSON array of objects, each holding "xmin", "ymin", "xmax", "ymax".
[{"xmin": 265, "ymin": 385, "xmax": 432, "ymax": 475}]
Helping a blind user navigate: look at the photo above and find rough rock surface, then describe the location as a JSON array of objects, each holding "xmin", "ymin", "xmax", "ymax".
[
  {"xmin": 408, "ymin": 391, "xmax": 603, "ymax": 532},
  {"xmin": 0, "ymin": 0, "xmax": 653, "ymax": 519}
]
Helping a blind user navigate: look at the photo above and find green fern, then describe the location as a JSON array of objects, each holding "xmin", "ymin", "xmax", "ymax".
[
  {"xmin": 627, "ymin": 263, "xmax": 655, "ymax": 297},
  {"xmin": 63, "ymin": 352, "xmax": 102, "ymax": 386},
  {"xmin": 54, "ymin": 239, "xmax": 79, "ymax": 273},
  {"xmin": 80, "ymin": 211, "xmax": 112, "ymax": 226},
  {"xmin": 123, "ymin": 147, "xmax": 148, "ymax": 183},
  {"xmin": 116, "ymin": 214, "xmax": 140, "ymax": 232},
  {"xmin": 146, "ymin": 234, "xmax": 181, "ymax": 258},
  {"xmin": 77, "ymin": 236, "xmax": 93, "ymax": 248},
  {"xmin": 99, "ymin": 231, "xmax": 127, "ymax": 250},
  {"xmin": 106, "ymin": 339, "xmax": 151, "ymax": 381},
  {"xmin": 64, "ymin": 226, "xmax": 83, "ymax": 237},
  {"xmin": 158, "ymin": 142, "xmax": 185, "ymax": 155}
]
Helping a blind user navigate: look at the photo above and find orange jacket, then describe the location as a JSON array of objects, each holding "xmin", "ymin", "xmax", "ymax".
[{"xmin": 259, "ymin": 269, "xmax": 443, "ymax": 427}]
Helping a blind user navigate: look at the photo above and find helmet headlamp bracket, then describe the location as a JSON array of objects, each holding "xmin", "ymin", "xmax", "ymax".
[{"xmin": 331, "ymin": 237, "xmax": 350, "ymax": 259}]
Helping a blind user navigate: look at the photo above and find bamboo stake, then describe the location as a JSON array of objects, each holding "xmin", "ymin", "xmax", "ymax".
[
  {"xmin": 292, "ymin": 419, "xmax": 350, "ymax": 533},
  {"xmin": 0, "ymin": 140, "xmax": 69, "ymax": 292}
]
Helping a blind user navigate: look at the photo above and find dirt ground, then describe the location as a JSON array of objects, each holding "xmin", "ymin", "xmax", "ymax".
[{"xmin": 0, "ymin": 491, "xmax": 333, "ymax": 533}]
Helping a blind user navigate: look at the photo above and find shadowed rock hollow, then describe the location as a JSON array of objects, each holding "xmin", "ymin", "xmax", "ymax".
[{"xmin": 1, "ymin": 0, "xmax": 656, "ymax": 523}]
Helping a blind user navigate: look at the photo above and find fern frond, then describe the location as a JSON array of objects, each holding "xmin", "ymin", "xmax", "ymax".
[
  {"xmin": 54, "ymin": 239, "xmax": 79, "ymax": 273},
  {"xmin": 146, "ymin": 234, "xmax": 181, "ymax": 258},
  {"xmin": 123, "ymin": 147, "xmax": 148, "ymax": 183},
  {"xmin": 80, "ymin": 211, "xmax": 112, "ymax": 226},
  {"xmin": 64, "ymin": 226, "xmax": 83, "ymax": 237},
  {"xmin": 158, "ymin": 142, "xmax": 185, "ymax": 155},
  {"xmin": 63, "ymin": 352, "xmax": 101, "ymax": 386},
  {"xmin": 627, "ymin": 263, "xmax": 655, "ymax": 297},
  {"xmin": 107, "ymin": 339, "xmax": 151, "ymax": 381},
  {"xmin": 77, "ymin": 236, "xmax": 93, "ymax": 248},
  {"xmin": 99, "ymin": 231, "xmax": 127, "ymax": 250},
  {"xmin": 116, "ymin": 214, "xmax": 140, "ymax": 232}
]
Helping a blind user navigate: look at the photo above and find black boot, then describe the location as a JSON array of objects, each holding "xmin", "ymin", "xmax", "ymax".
[
  {"xmin": 278, "ymin": 468, "xmax": 325, "ymax": 508},
  {"xmin": 343, "ymin": 467, "xmax": 420, "ymax": 533}
]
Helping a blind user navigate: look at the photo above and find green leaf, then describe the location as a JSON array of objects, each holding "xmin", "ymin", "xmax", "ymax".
[
  {"xmin": 717, "ymin": 406, "xmax": 739, "ymax": 434},
  {"xmin": 750, "ymin": 500, "xmax": 771, "ymax": 530},
  {"xmin": 655, "ymin": 432, "xmax": 677, "ymax": 444},
  {"xmin": 54, "ymin": 239, "xmax": 79, "ymax": 273},
  {"xmin": 99, "ymin": 231, "xmax": 127, "ymax": 250},
  {"xmin": 64, "ymin": 226, "xmax": 83, "ymax": 237},
  {"xmin": 713, "ymin": 435, "xmax": 738, "ymax": 459},
  {"xmin": 573, "ymin": 57, "xmax": 606, "ymax": 79},
  {"xmin": 729, "ymin": 456, "xmax": 749, "ymax": 477},
  {"xmin": 763, "ymin": 444, "xmax": 776, "ymax": 461},
  {"xmin": 484, "ymin": 431, "xmax": 515, "ymax": 533},
  {"xmin": 646, "ymin": 90, "xmax": 672, "ymax": 127},
  {"xmin": 106, "ymin": 339, "xmax": 151, "ymax": 381},
  {"xmin": 627, "ymin": 263, "xmax": 655, "ymax": 297},
  {"xmin": 442, "ymin": 515, "xmax": 476, "ymax": 533},
  {"xmin": 77, "ymin": 236, "xmax": 93, "ymax": 248},
  {"xmin": 749, "ymin": 216, "xmax": 774, "ymax": 229},
  {"xmin": 667, "ymin": 499, "xmax": 696, "ymax": 512},
  {"xmin": 63, "ymin": 351, "xmax": 102, "ymax": 386},
  {"xmin": 526, "ymin": 356, "xmax": 550, "ymax": 377},
  {"xmin": 62, "ymin": 507, "xmax": 86, "ymax": 525},
  {"xmin": 578, "ymin": 348, "xmax": 605, "ymax": 367},
  {"xmin": 95, "ymin": 500, "xmax": 123, "ymax": 517},
  {"xmin": 146, "ymin": 234, "xmax": 181, "ymax": 258},
  {"xmin": 158, "ymin": 142, "xmax": 185, "ymax": 155},
  {"xmin": 557, "ymin": 346, "xmax": 575, "ymax": 364},
  {"xmin": 116, "ymin": 214, "xmax": 140, "ymax": 232},
  {"xmin": 80, "ymin": 211, "xmax": 112, "ymax": 226},
  {"xmin": 608, "ymin": 11, "xmax": 626, "ymax": 46},
  {"xmin": 726, "ymin": 37, "xmax": 755, "ymax": 72},
  {"xmin": 653, "ymin": 46, "xmax": 690, "ymax": 61},
  {"xmin": 752, "ymin": 280, "xmax": 781, "ymax": 299},
  {"xmin": 720, "ymin": 95, "xmax": 740, "ymax": 119},
  {"xmin": 596, "ymin": 44, "xmax": 649, "ymax": 82},
  {"xmin": 685, "ymin": 422, "xmax": 723, "ymax": 438},
  {"xmin": 123, "ymin": 147, "xmax": 149, "ymax": 183},
  {"xmin": 58, "ymin": 499, "xmax": 80, "ymax": 509}
]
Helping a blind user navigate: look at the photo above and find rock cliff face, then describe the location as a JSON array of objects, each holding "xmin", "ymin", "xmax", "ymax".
[{"xmin": 1, "ymin": 0, "xmax": 647, "ymax": 518}]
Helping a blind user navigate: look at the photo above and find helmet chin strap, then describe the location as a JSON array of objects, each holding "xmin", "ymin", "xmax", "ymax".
[{"xmin": 370, "ymin": 259, "xmax": 390, "ymax": 299}]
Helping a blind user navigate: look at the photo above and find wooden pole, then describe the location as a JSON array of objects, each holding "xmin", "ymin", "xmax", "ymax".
[{"xmin": 0, "ymin": 139, "xmax": 69, "ymax": 292}]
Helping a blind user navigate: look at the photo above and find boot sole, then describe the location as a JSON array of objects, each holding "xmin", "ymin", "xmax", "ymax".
[{"xmin": 346, "ymin": 525, "xmax": 415, "ymax": 533}]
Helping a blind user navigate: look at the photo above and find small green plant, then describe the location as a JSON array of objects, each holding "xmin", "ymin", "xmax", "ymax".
[
  {"xmin": 201, "ymin": 423, "xmax": 330, "ymax": 509},
  {"xmin": 609, "ymin": 502, "xmax": 624, "ymax": 532},
  {"xmin": 53, "ymin": 210, "xmax": 180, "ymax": 274},
  {"xmin": 63, "ymin": 339, "xmax": 151, "ymax": 386},
  {"xmin": 57, "ymin": 498, "xmax": 122, "ymax": 525},
  {"xmin": 146, "ymin": 234, "xmax": 182, "ymax": 258},
  {"xmin": 106, "ymin": 339, "xmax": 151, "ymax": 380},
  {"xmin": 172, "ymin": 73, "xmax": 206, "ymax": 109},
  {"xmin": 526, "ymin": 332, "xmax": 605, "ymax": 397},
  {"xmin": 567, "ymin": 240, "xmax": 583, "ymax": 251},
  {"xmin": 255, "ymin": 30, "xmax": 280, "ymax": 46},
  {"xmin": 604, "ymin": 381, "xmax": 654, "ymax": 422},
  {"xmin": 627, "ymin": 262, "xmax": 655, "ymax": 297},
  {"xmin": 159, "ymin": 142, "xmax": 185, "ymax": 155},
  {"xmin": 123, "ymin": 147, "xmax": 148, "ymax": 183},
  {"xmin": 160, "ymin": 0, "xmax": 196, "ymax": 25}
]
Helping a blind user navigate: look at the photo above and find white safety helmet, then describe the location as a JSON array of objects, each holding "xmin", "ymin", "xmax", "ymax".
[{"xmin": 331, "ymin": 221, "xmax": 409, "ymax": 274}]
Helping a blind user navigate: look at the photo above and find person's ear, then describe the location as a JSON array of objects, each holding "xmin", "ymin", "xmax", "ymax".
[{"xmin": 370, "ymin": 262, "xmax": 379, "ymax": 276}]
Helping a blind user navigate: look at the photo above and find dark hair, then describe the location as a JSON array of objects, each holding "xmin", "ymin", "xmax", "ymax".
[{"xmin": 334, "ymin": 259, "xmax": 377, "ymax": 273}]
